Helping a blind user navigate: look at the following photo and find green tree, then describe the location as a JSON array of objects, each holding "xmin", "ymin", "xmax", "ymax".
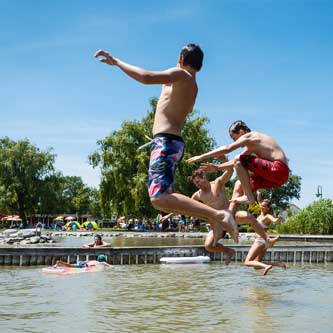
[
  {"xmin": 277, "ymin": 199, "xmax": 333, "ymax": 234},
  {"xmin": 0, "ymin": 138, "xmax": 55, "ymax": 220},
  {"xmin": 90, "ymin": 97, "xmax": 215, "ymax": 218}
]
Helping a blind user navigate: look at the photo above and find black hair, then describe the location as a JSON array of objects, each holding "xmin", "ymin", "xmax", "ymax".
[
  {"xmin": 229, "ymin": 120, "xmax": 251, "ymax": 134},
  {"xmin": 262, "ymin": 199, "xmax": 272, "ymax": 207},
  {"xmin": 180, "ymin": 44, "xmax": 204, "ymax": 71},
  {"xmin": 94, "ymin": 234, "xmax": 102, "ymax": 241}
]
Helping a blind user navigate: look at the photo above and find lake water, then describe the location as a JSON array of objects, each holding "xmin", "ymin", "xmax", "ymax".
[{"xmin": 0, "ymin": 263, "xmax": 332, "ymax": 333}]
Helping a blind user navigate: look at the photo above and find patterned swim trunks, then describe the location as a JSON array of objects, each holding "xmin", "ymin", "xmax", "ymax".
[
  {"xmin": 148, "ymin": 133, "xmax": 184, "ymax": 198},
  {"xmin": 240, "ymin": 154, "xmax": 289, "ymax": 191}
]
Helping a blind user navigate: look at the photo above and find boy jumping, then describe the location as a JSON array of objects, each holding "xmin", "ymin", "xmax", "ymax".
[
  {"xmin": 95, "ymin": 44, "xmax": 238, "ymax": 244},
  {"xmin": 187, "ymin": 120, "xmax": 289, "ymax": 208}
]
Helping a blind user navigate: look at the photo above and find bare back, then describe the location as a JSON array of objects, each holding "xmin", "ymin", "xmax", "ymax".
[
  {"xmin": 243, "ymin": 132, "xmax": 288, "ymax": 164},
  {"xmin": 153, "ymin": 70, "xmax": 197, "ymax": 136}
]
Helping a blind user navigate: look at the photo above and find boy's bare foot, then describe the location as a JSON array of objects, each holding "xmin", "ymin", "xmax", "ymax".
[
  {"xmin": 263, "ymin": 265, "xmax": 273, "ymax": 276},
  {"xmin": 231, "ymin": 195, "xmax": 255, "ymax": 205},
  {"xmin": 267, "ymin": 235, "xmax": 280, "ymax": 247},
  {"xmin": 274, "ymin": 261, "xmax": 287, "ymax": 269},
  {"xmin": 224, "ymin": 248, "xmax": 235, "ymax": 265}
]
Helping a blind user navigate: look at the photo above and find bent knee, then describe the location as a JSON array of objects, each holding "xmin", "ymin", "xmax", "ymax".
[
  {"xmin": 244, "ymin": 260, "xmax": 251, "ymax": 267},
  {"xmin": 234, "ymin": 159, "xmax": 243, "ymax": 169},
  {"xmin": 205, "ymin": 244, "xmax": 214, "ymax": 252},
  {"xmin": 150, "ymin": 196, "xmax": 165, "ymax": 209}
]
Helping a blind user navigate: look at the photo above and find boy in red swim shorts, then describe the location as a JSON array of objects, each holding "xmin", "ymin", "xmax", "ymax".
[{"xmin": 187, "ymin": 120, "xmax": 289, "ymax": 208}]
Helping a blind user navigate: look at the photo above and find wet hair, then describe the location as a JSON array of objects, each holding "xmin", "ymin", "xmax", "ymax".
[
  {"xmin": 180, "ymin": 44, "xmax": 204, "ymax": 71},
  {"xmin": 94, "ymin": 234, "xmax": 102, "ymax": 241},
  {"xmin": 262, "ymin": 199, "xmax": 272, "ymax": 207},
  {"xmin": 190, "ymin": 169, "xmax": 206, "ymax": 182},
  {"xmin": 229, "ymin": 120, "xmax": 251, "ymax": 134}
]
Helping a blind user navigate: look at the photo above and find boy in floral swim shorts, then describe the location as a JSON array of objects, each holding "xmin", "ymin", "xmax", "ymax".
[{"xmin": 95, "ymin": 44, "xmax": 239, "ymax": 245}]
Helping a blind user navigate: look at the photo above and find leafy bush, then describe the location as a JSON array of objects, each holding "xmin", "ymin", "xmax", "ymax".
[{"xmin": 277, "ymin": 199, "xmax": 333, "ymax": 234}]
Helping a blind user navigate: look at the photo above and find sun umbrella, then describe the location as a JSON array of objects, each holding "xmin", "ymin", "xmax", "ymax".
[
  {"xmin": 65, "ymin": 221, "xmax": 81, "ymax": 230},
  {"xmin": 65, "ymin": 216, "xmax": 76, "ymax": 221},
  {"xmin": 3, "ymin": 215, "xmax": 21, "ymax": 221},
  {"xmin": 54, "ymin": 216, "xmax": 64, "ymax": 221},
  {"xmin": 82, "ymin": 221, "xmax": 98, "ymax": 230}
]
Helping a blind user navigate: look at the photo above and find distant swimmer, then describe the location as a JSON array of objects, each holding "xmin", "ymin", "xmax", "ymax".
[
  {"xmin": 82, "ymin": 234, "xmax": 111, "ymax": 248},
  {"xmin": 95, "ymin": 44, "xmax": 238, "ymax": 245}
]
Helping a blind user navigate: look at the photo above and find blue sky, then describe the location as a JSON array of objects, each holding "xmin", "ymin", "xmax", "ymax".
[{"xmin": 0, "ymin": 0, "xmax": 332, "ymax": 208}]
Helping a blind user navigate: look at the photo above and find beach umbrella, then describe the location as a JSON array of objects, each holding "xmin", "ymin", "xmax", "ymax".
[
  {"xmin": 3, "ymin": 215, "xmax": 21, "ymax": 221},
  {"xmin": 65, "ymin": 221, "xmax": 81, "ymax": 230},
  {"xmin": 83, "ymin": 221, "xmax": 98, "ymax": 230},
  {"xmin": 54, "ymin": 216, "xmax": 64, "ymax": 221},
  {"xmin": 65, "ymin": 216, "xmax": 76, "ymax": 221}
]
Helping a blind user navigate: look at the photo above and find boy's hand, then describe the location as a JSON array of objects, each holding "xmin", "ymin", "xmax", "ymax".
[
  {"xmin": 94, "ymin": 49, "xmax": 118, "ymax": 65},
  {"xmin": 187, "ymin": 155, "xmax": 204, "ymax": 163},
  {"xmin": 199, "ymin": 162, "xmax": 218, "ymax": 174}
]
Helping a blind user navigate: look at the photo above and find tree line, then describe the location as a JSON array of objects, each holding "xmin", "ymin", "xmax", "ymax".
[{"xmin": 0, "ymin": 98, "xmax": 301, "ymax": 221}]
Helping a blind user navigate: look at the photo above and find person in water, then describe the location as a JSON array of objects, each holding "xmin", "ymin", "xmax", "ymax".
[
  {"xmin": 54, "ymin": 254, "xmax": 112, "ymax": 268},
  {"xmin": 82, "ymin": 234, "xmax": 111, "ymax": 248}
]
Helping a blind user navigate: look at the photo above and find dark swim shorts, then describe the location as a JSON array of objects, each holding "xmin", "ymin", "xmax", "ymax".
[
  {"xmin": 240, "ymin": 154, "xmax": 289, "ymax": 191},
  {"xmin": 73, "ymin": 262, "xmax": 86, "ymax": 268},
  {"xmin": 148, "ymin": 133, "xmax": 184, "ymax": 198}
]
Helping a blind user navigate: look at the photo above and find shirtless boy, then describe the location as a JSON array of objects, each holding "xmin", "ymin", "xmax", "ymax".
[
  {"xmin": 162, "ymin": 159, "xmax": 277, "ymax": 262},
  {"xmin": 95, "ymin": 44, "xmax": 238, "ymax": 244},
  {"xmin": 187, "ymin": 120, "xmax": 289, "ymax": 207}
]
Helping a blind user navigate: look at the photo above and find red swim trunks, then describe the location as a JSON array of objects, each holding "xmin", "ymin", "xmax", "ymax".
[{"xmin": 240, "ymin": 154, "xmax": 289, "ymax": 192}]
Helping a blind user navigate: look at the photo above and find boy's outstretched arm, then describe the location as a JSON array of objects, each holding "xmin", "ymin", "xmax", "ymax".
[
  {"xmin": 94, "ymin": 49, "xmax": 188, "ymax": 84},
  {"xmin": 187, "ymin": 135, "xmax": 251, "ymax": 163}
]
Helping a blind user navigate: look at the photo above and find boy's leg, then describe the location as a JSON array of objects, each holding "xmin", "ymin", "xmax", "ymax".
[
  {"xmin": 235, "ymin": 211, "xmax": 275, "ymax": 246},
  {"xmin": 232, "ymin": 157, "xmax": 256, "ymax": 204},
  {"xmin": 151, "ymin": 192, "xmax": 239, "ymax": 244},
  {"xmin": 148, "ymin": 135, "xmax": 238, "ymax": 244},
  {"xmin": 229, "ymin": 180, "xmax": 243, "ymax": 213},
  {"xmin": 204, "ymin": 230, "xmax": 235, "ymax": 265},
  {"xmin": 244, "ymin": 242, "xmax": 272, "ymax": 275}
]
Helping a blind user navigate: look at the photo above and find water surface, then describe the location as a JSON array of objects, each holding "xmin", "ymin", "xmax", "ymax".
[{"xmin": 0, "ymin": 263, "xmax": 332, "ymax": 332}]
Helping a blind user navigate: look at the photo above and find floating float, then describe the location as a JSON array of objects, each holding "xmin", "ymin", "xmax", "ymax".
[
  {"xmin": 42, "ymin": 265, "xmax": 104, "ymax": 275},
  {"xmin": 159, "ymin": 256, "xmax": 211, "ymax": 264}
]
